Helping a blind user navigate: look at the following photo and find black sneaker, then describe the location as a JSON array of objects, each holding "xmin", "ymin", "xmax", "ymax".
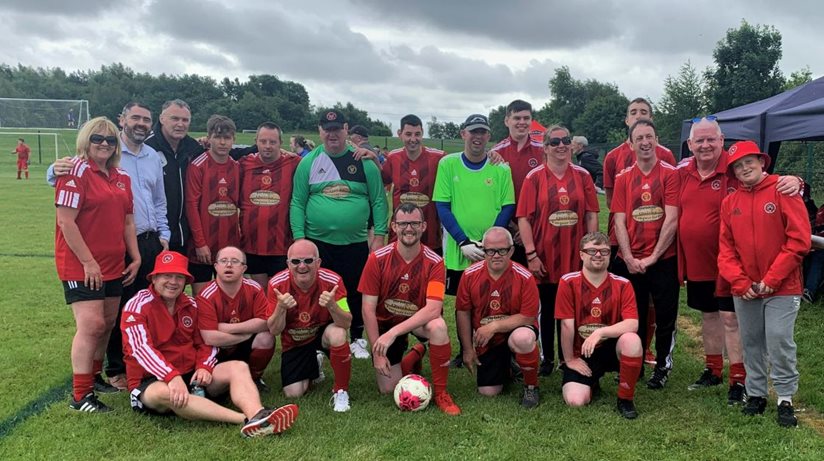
[
  {"xmin": 777, "ymin": 401, "xmax": 798, "ymax": 427},
  {"xmin": 241, "ymin": 404, "xmax": 299, "ymax": 438},
  {"xmin": 521, "ymin": 386, "xmax": 540, "ymax": 409},
  {"xmin": 616, "ymin": 398, "xmax": 638, "ymax": 419},
  {"xmin": 448, "ymin": 354, "xmax": 463, "ymax": 369},
  {"xmin": 742, "ymin": 396, "xmax": 767, "ymax": 416},
  {"xmin": 727, "ymin": 383, "xmax": 747, "ymax": 406},
  {"xmin": 647, "ymin": 367, "xmax": 669, "ymax": 390},
  {"xmin": 539, "ymin": 361, "xmax": 554, "ymax": 377},
  {"xmin": 253, "ymin": 377, "xmax": 270, "ymax": 394},
  {"xmin": 687, "ymin": 368, "xmax": 722, "ymax": 391},
  {"xmin": 69, "ymin": 392, "xmax": 112, "ymax": 413},
  {"xmin": 93, "ymin": 375, "xmax": 120, "ymax": 394}
]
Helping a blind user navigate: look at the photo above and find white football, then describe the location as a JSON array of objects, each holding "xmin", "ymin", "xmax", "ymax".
[{"xmin": 393, "ymin": 374, "xmax": 432, "ymax": 411}]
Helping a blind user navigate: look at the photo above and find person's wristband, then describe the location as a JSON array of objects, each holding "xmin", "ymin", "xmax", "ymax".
[
  {"xmin": 527, "ymin": 254, "xmax": 539, "ymax": 262},
  {"xmin": 525, "ymin": 250, "xmax": 537, "ymax": 256}
]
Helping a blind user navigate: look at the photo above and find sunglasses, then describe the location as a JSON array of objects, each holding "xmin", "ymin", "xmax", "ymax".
[
  {"xmin": 483, "ymin": 247, "xmax": 512, "ymax": 256},
  {"xmin": 288, "ymin": 257, "xmax": 316, "ymax": 266},
  {"xmin": 691, "ymin": 115, "xmax": 717, "ymax": 123},
  {"xmin": 547, "ymin": 136, "xmax": 572, "ymax": 147},
  {"xmin": 89, "ymin": 134, "xmax": 118, "ymax": 145},
  {"xmin": 581, "ymin": 248, "xmax": 611, "ymax": 256}
]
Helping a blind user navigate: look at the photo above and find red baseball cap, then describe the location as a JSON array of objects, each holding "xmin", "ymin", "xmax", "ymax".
[
  {"xmin": 726, "ymin": 140, "xmax": 771, "ymax": 172},
  {"xmin": 147, "ymin": 250, "xmax": 194, "ymax": 284}
]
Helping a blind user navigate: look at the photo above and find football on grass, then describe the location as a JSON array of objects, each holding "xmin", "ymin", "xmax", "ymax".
[{"xmin": 394, "ymin": 374, "xmax": 432, "ymax": 411}]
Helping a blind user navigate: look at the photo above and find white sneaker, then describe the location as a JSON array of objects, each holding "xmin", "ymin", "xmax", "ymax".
[
  {"xmin": 313, "ymin": 350, "xmax": 326, "ymax": 384},
  {"xmin": 350, "ymin": 338, "xmax": 370, "ymax": 359},
  {"xmin": 330, "ymin": 389, "xmax": 350, "ymax": 412}
]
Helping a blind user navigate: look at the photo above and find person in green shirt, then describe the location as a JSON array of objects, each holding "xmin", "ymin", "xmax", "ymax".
[{"xmin": 290, "ymin": 109, "xmax": 388, "ymax": 359}]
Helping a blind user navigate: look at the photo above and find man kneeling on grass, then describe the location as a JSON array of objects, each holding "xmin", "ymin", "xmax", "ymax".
[
  {"xmin": 555, "ymin": 232, "xmax": 643, "ymax": 419},
  {"xmin": 122, "ymin": 251, "xmax": 297, "ymax": 437}
]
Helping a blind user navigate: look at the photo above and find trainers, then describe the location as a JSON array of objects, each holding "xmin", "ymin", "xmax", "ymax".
[
  {"xmin": 647, "ymin": 367, "xmax": 670, "ymax": 390},
  {"xmin": 434, "ymin": 391, "xmax": 461, "ymax": 415},
  {"xmin": 644, "ymin": 350, "xmax": 656, "ymax": 366},
  {"xmin": 521, "ymin": 386, "xmax": 540, "ymax": 409},
  {"xmin": 802, "ymin": 289, "xmax": 814, "ymax": 304},
  {"xmin": 107, "ymin": 373, "xmax": 128, "ymax": 391},
  {"xmin": 727, "ymin": 383, "xmax": 747, "ymax": 406},
  {"xmin": 616, "ymin": 398, "xmax": 638, "ymax": 419},
  {"xmin": 330, "ymin": 389, "xmax": 350, "ymax": 412},
  {"xmin": 742, "ymin": 396, "xmax": 767, "ymax": 416},
  {"xmin": 69, "ymin": 392, "xmax": 112, "ymax": 413},
  {"xmin": 448, "ymin": 354, "xmax": 464, "ymax": 369},
  {"xmin": 313, "ymin": 350, "xmax": 326, "ymax": 384},
  {"xmin": 93, "ymin": 375, "xmax": 120, "ymax": 394},
  {"xmin": 539, "ymin": 361, "xmax": 554, "ymax": 377},
  {"xmin": 687, "ymin": 368, "xmax": 722, "ymax": 391},
  {"xmin": 777, "ymin": 401, "xmax": 798, "ymax": 427},
  {"xmin": 241, "ymin": 404, "xmax": 299, "ymax": 438},
  {"xmin": 350, "ymin": 339, "xmax": 370, "ymax": 360},
  {"xmin": 254, "ymin": 377, "xmax": 270, "ymax": 394}
]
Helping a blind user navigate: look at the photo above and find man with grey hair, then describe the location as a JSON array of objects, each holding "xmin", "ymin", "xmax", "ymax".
[{"xmin": 572, "ymin": 135, "xmax": 604, "ymax": 192}]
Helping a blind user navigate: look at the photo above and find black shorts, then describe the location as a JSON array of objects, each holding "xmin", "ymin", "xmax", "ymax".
[
  {"xmin": 217, "ymin": 337, "xmax": 254, "ymax": 364},
  {"xmin": 561, "ymin": 339, "xmax": 620, "ymax": 387},
  {"xmin": 130, "ymin": 371, "xmax": 195, "ymax": 414},
  {"xmin": 62, "ymin": 278, "xmax": 123, "ymax": 304},
  {"xmin": 189, "ymin": 262, "xmax": 215, "ymax": 284},
  {"xmin": 446, "ymin": 269, "xmax": 464, "ymax": 296},
  {"xmin": 246, "ymin": 254, "xmax": 287, "ymax": 277},
  {"xmin": 686, "ymin": 280, "xmax": 735, "ymax": 313},
  {"xmin": 281, "ymin": 334, "xmax": 327, "ymax": 388},
  {"xmin": 477, "ymin": 326, "xmax": 538, "ymax": 387}
]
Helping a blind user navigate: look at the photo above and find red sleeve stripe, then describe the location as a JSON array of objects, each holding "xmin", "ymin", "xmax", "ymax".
[
  {"xmin": 56, "ymin": 190, "xmax": 80, "ymax": 208},
  {"xmin": 125, "ymin": 324, "xmax": 173, "ymax": 378}
]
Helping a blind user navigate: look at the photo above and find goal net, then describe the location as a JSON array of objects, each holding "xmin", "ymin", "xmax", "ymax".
[{"xmin": 0, "ymin": 98, "xmax": 90, "ymax": 130}]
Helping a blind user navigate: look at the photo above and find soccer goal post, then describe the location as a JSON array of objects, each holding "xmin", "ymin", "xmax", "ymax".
[
  {"xmin": 0, "ymin": 98, "xmax": 90, "ymax": 130},
  {"xmin": 1, "ymin": 131, "xmax": 60, "ymax": 163}
]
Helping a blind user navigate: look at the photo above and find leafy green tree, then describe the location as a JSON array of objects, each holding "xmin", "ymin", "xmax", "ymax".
[
  {"xmin": 704, "ymin": 20, "xmax": 784, "ymax": 112},
  {"xmin": 427, "ymin": 116, "xmax": 444, "ymax": 139},
  {"xmin": 443, "ymin": 122, "xmax": 461, "ymax": 140},
  {"xmin": 784, "ymin": 66, "xmax": 813, "ymax": 91},
  {"xmin": 656, "ymin": 61, "xmax": 707, "ymax": 144},
  {"xmin": 488, "ymin": 105, "xmax": 508, "ymax": 142}
]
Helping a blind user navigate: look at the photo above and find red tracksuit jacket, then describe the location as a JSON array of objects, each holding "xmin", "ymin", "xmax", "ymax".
[{"xmin": 718, "ymin": 174, "xmax": 810, "ymax": 297}]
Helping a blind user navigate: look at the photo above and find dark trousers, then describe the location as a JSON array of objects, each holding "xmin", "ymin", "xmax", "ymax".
[
  {"xmin": 311, "ymin": 239, "xmax": 369, "ymax": 340},
  {"xmin": 612, "ymin": 256, "xmax": 680, "ymax": 370},
  {"xmin": 538, "ymin": 282, "xmax": 560, "ymax": 365},
  {"xmin": 105, "ymin": 232, "xmax": 163, "ymax": 376}
]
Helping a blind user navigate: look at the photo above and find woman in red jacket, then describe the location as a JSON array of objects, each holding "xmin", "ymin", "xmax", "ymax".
[{"xmin": 718, "ymin": 140, "xmax": 810, "ymax": 428}]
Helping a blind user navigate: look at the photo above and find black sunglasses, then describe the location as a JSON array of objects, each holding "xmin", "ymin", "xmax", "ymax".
[
  {"xmin": 483, "ymin": 247, "xmax": 512, "ymax": 256},
  {"xmin": 288, "ymin": 257, "xmax": 316, "ymax": 266},
  {"xmin": 581, "ymin": 248, "xmax": 611, "ymax": 256},
  {"xmin": 90, "ymin": 134, "xmax": 118, "ymax": 145},
  {"xmin": 547, "ymin": 136, "xmax": 572, "ymax": 147}
]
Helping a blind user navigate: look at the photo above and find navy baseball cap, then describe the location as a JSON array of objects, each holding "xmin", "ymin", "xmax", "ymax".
[
  {"xmin": 319, "ymin": 110, "xmax": 346, "ymax": 130},
  {"xmin": 462, "ymin": 114, "xmax": 490, "ymax": 131}
]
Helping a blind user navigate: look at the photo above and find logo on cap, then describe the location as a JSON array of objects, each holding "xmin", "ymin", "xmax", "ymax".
[
  {"xmin": 326, "ymin": 111, "xmax": 337, "ymax": 121},
  {"xmin": 162, "ymin": 254, "xmax": 173, "ymax": 263},
  {"xmin": 728, "ymin": 145, "xmax": 737, "ymax": 155}
]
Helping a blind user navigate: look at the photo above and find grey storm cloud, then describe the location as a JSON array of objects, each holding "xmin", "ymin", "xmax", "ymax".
[{"xmin": 0, "ymin": 0, "xmax": 116, "ymax": 16}]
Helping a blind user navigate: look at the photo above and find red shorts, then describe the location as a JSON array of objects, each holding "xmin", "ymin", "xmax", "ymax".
[{"xmin": 17, "ymin": 159, "xmax": 28, "ymax": 170}]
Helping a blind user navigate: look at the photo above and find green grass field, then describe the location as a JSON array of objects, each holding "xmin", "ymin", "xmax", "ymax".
[{"xmin": 1, "ymin": 129, "xmax": 824, "ymax": 460}]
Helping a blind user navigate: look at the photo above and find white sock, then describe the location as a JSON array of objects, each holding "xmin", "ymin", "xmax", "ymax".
[{"xmin": 778, "ymin": 396, "xmax": 793, "ymax": 405}]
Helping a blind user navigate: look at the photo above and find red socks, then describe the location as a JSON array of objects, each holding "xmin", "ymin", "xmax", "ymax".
[
  {"xmin": 617, "ymin": 354, "xmax": 643, "ymax": 400},
  {"xmin": 248, "ymin": 347, "xmax": 275, "ymax": 379},
  {"xmin": 428, "ymin": 342, "xmax": 452, "ymax": 394},
  {"xmin": 401, "ymin": 343, "xmax": 426, "ymax": 376},
  {"xmin": 329, "ymin": 344, "xmax": 352, "ymax": 392},
  {"xmin": 73, "ymin": 373, "xmax": 93, "ymax": 401},
  {"xmin": 706, "ymin": 354, "xmax": 723, "ymax": 378},
  {"xmin": 515, "ymin": 346, "xmax": 540, "ymax": 387},
  {"xmin": 729, "ymin": 362, "xmax": 746, "ymax": 386}
]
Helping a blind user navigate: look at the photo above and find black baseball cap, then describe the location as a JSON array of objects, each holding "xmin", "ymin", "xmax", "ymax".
[
  {"xmin": 319, "ymin": 110, "xmax": 346, "ymax": 130},
  {"xmin": 462, "ymin": 114, "xmax": 490, "ymax": 131},
  {"xmin": 349, "ymin": 125, "xmax": 369, "ymax": 137}
]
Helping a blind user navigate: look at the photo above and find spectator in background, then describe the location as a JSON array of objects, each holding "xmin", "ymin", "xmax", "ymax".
[
  {"xmin": 290, "ymin": 135, "xmax": 313, "ymax": 158},
  {"xmin": 572, "ymin": 136, "xmax": 604, "ymax": 193},
  {"xmin": 349, "ymin": 125, "xmax": 384, "ymax": 164},
  {"xmin": 803, "ymin": 202, "xmax": 824, "ymax": 303}
]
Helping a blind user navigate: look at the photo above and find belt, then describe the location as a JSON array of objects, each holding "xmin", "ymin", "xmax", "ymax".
[{"xmin": 137, "ymin": 231, "xmax": 159, "ymax": 241}]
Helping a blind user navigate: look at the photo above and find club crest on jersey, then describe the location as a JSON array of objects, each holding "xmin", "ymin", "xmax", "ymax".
[
  {"xmin": 764, "ymin": 202, "xmax": 777, "ymax": 214},
  {"xmin": 219, "ymin": 186, "xmax": 228, "ymax": 198},
  {"xmin": 528, "ymin": 158, "xmax": 539, "ymax": 168},
  {"xmin": 299, "ymin": 312, "xmax": 311, "ymax": 323},
  {"xmin": 711, "ymin": 180, "xmax": 721, "ymax": 190},
  {"xmin": 409, "ymin": 177, "xmax": 419, "ymax": 187},
  {"xmin": 490, "ymin": 299, "xmax": 501, "ymax": 311},
  {"xmin": 590, "ymin": 306, "xmax": 602, "ymax": 317},
  {"xmin": 116, "ymin": 181, "xmax": 126, "ymax": 190},
  {"xmin": 485, "ymin": 178, "xmax": 494, "ymax": 186},
  {"xmin": 641, "ymin": 191, "xmax": 652, "ymax": 202},
  {"xmin": 181, "ymin": 316, "xmax": 193, "ymax": 328},
  {"xmin": 399, "ymin": 283, "xmax": 410, "ymax": 294},
  {"xmin": 559, "ymin": 195, "xmax": 570, "ymax": 205},
  {"xmin": 261, "ymin": 176, "xmax": 272, "ymax": 186},
  {"xmin": 347, "ymin": 164, "xmax": 358, "ymax": 175}
]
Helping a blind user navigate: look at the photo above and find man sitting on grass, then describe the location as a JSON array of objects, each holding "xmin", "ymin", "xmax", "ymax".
[{"xmin": 122, "ymin": 251, "xmax": 297, "ymax": 438}]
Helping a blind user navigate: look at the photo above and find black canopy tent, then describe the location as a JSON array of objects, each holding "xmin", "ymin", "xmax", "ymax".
[{"xmin": 679, "ymin": 76, "xmax": 824, "ymax": 171}]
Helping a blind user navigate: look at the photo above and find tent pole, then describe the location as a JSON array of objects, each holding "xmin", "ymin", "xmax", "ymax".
[{"xmin": 805, "ymin": 142, "xmax": 814, "ymax": 183}]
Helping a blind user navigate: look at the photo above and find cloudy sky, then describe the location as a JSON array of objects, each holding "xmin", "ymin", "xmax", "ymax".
[{"xmin": 1, "ymin": 0, "xmax": 821, "ymax": 128}]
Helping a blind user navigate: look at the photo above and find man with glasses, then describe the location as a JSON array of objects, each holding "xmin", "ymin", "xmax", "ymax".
[
  {"xmin": 197, "ymin": 247, "xmax": 275, "ymax": 392},
  {"xmin": 359, "ymin": 203, "xmax": 461, "ymax": 415},
  {"xmin": 556, "ymin": 232, "xmax": 643, "ymax": 419},
  {"xmin": 611, "ymin": 119, "xmax": 680, "ymax": 390},
  {"xmin": 517, "ymin": 125, "xmax": 599, "ymax": 376},
  {"xmin": 267, "ymin": 239, "xmax": 353, "ymax": 412},
  {"xmin": 455, "ymin": 227, "xmax": 541, "ymax": 408}
]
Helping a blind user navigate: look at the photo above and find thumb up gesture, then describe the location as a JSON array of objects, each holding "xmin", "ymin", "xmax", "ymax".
[
  {"xmin": 319, "ymin": 285, "xmax": 339, "ymax": 310},
  {"xmin": 273, "ymin": 288, "xmax": 297, "ymax": 310}
]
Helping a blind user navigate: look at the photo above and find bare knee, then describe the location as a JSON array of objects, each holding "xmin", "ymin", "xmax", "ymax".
[
  {"xmin": 508, "ymin": 328, "xmax": 536, "ymax": 353},
  {"xmin": 617, "ymin": 332, "xmax": 642, "ymax": 356},
  {"xmin": 283, "ymin": 381, "xmax": 308, "ymax": 398},
  {"xmin": 323, "ymin": 325, "xmax": 348, "ymax": 347},
  {"xmin": 564, "ymin": 393, "xmax": 591, "ymax": 408},
  {"xmin": 478, "ymin": 386, "xmax": 502, "ymax": 397},
  {"xmin": 422, "ymin": 318, "xmax": 449, "ymax": 343},
  {"xmin": 720, "ymin": 312, "xmax": 739, "ymax": 331},
  {"xmin": 252, "ymin": 331, "xmax": 275, "ymax": 349}
]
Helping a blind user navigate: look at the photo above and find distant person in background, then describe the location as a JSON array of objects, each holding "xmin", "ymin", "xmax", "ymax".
[
  {"xmin": 290, "ymin": 135, "xmax": 313, "ymax": 158},
  {"xmin": 12, "ymin": 138, "xmax": 30, "ymax": 180},
  {"xmin": 54, "ymin": 116, "xmax": 140, "ymax": 412},
  {"xmin": 803, "ymin": 204, "xmax": 824, "ymax": 303},
  {"xmin": 571, "ymin": 136, "xmax": 604, "ymax": 192},
  {"xmin": 67, "ymin": 108, "xmax": 76, "ymax": 128},
  {"xmin": 349, "ymin": 125, "xmax": 384, "ymax": 164}
]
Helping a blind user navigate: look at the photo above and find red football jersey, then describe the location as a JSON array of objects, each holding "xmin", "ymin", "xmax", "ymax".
[
  {"xmin": 185, "ymin": 152, "xmax": 240, "ymax": 261},
  {"xmin": 54, "ymin": 160, "xmax": 133, "ymax": 281},
  {"xmin": 197, "ymin": 278, "xmax": 268, "ymax": 331},
  {"xmin": 455, "ymin": 260, "xmax": 539, "ymax": 355},
  {"xmin": 15, "ymin": 144, "xmax": 30, "ymax": 162},
  {"xmin": 555, "ymin": 271, "xmax": 638, "ymax": 358},
  {"xmin": 610, "ymin": 160, "xmax": 680, "ymax": 260},
  {"xmin": 358, "ymin": 242, "xmax": 445, "ymax": 329},
  {"xmin": 239, "ymin": 153, "xmax": 299, "ymax": 256},
  {"xmin": 267, "ymin": 268, "xmax": 347, "ymax": 352},
  {"xmin": 121, "ymin": 287, "xmax": 219, "ymax": 391},
  {"xmin": 603, "ymin": 142, "xmax": 676, "ymax": 189},
  {"xmin": 381, "ymin": 147, "xmax": 445, "ymax": 249},
  {"xmin": 491, "ymin": 136, "xmax": 544, "ymax": 199},
  {"xmin": 516, "ymin": 164, "xmax": 599, "ymax": 283}
]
